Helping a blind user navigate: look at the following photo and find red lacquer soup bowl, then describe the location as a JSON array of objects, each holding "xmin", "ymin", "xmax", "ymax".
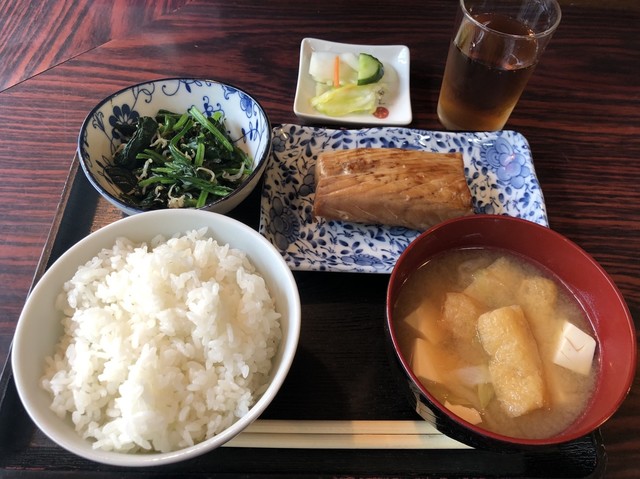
[{"xmin": 385, "ymin": 215, "xmax": 636, "ymax": 450}]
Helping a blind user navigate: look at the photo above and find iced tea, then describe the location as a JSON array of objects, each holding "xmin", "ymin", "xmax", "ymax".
[{"xmin": 437, "ymin": 0, "xmax": 561, "ymax": 131}]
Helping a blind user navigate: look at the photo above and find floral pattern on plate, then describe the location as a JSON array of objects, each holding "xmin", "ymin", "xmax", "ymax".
[{"xmin": 259, "ymin": 124, "xmax": 548, "ymax": 273}]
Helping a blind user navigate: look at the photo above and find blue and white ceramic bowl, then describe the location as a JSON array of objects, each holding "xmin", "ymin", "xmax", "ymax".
[{"xmin": 78, "ymin": 78, "xmax": 271, "ymax": 215}]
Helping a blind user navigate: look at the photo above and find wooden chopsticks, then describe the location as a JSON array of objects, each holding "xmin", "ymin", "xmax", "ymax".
[{"xmin": 224, "ymin": 420, "xmax": 471, "ymax": 449}]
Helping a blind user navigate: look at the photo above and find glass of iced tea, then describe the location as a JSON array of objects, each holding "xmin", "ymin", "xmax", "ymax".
[{"xmin": 437, "ymin": 0, "xmax": 561, "ymax": 131}]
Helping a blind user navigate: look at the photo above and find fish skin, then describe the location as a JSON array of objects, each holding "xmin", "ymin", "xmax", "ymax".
[{"xmin": 313, "ymin": 148, "xmax": 473, "ymax": 231}]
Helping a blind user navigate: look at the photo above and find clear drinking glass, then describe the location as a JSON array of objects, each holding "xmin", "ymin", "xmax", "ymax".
[{"xmin": 437, "ymin": 0, "xmax": 561, "ymax": 131}]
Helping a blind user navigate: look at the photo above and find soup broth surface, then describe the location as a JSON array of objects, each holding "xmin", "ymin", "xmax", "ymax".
[{"xmin": 394, "ymin": 248, "xmax": 598, "ymax": 440}]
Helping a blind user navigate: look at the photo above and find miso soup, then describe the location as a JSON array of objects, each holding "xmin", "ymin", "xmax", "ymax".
[{"xmin": 393, "ymin": 248, "xmax": 598, "ymax": 440}]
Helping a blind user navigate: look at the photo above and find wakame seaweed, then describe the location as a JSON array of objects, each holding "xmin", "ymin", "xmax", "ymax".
[{"xmin": 108, "ymin": 107, "xmax": 253, "ymax": 210}]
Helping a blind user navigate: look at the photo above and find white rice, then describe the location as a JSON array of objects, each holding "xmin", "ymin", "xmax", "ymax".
[{"xmin": 41, "ymin": 228, "xmax": 282, "ymax": 453}]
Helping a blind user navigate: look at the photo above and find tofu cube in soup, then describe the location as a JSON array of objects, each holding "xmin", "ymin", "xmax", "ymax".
[{"xmin": 553, "ymin": 321, "xmax": 597, "ymax": 376}]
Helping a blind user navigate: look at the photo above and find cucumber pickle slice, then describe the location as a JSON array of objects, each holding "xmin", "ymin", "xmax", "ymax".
[{"xmin": 357, "ymin": 53, "xmax": 384, "ymax": 86}]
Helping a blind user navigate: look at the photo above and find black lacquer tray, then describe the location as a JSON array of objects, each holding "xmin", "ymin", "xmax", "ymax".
[{"xmin": 0, "ymin": 157, "xmax": 606, "ymax": 478}]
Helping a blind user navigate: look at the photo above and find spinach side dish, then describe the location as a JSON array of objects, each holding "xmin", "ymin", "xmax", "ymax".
[{"xmin": 106, "ymin": 107, "xmax": 253, "ymax": 210}]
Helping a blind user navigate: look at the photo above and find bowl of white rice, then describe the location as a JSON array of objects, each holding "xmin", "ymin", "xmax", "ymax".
[{"xmin": 11, "ymin": 209, "xmax": 301, "ymax": 467}]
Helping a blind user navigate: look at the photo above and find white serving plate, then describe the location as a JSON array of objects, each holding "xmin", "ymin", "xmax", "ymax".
[
  {"xmin": 259, "ymin": 125, "xmax": 548, "ymax": 274},
  {"xmin": 293, "ymin": 38, "xmax": 412, "ymax": 126}
]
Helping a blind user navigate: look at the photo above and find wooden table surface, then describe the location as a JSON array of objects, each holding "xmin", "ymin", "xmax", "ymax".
[{"xmin": 0, "ymin": 0, "xmax": 638, "ymax": 477}]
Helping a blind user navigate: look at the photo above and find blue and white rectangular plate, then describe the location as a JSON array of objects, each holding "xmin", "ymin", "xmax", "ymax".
[{"xmin": 259, "ymin": 124, "xmax": 548, "ymax": 274}]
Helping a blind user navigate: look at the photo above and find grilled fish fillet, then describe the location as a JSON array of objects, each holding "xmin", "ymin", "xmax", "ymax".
[{"xmin": 313, "ymin": 148, "xmax": 473, "ymax": 231}]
